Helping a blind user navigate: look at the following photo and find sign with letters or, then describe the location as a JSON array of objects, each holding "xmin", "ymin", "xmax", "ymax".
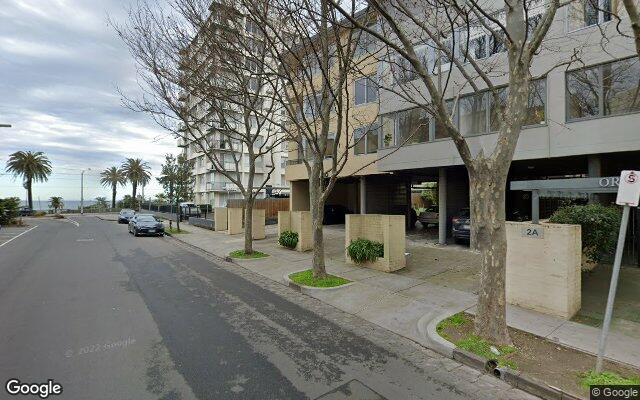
[
  {"xmin": 521, "ymin": 225, "xmax": 544, "ymax": 239},
  {"xmin": 615, "ymin": 170, "xmax": 640, "ymax": 207}
]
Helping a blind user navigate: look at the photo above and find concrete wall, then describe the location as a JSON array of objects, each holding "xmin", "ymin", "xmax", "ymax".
[
  {"xmin": 227, "ymin": 208, "xmax": 243, "ymax": 235},
  {"xmin": 251, "ymin": 208, "xmax": 265, "ymax": 240},
  {"xmin": 188, "ymin": 217, "xmax": 214, "ymax": 230},
  {"xmin": 506, "ymin": 221, "xmax": 582, "ymax": 319},
  {"xmin": 214, "ymin": 207, "xmax": 227, "ymax": 231},
  {"xmin": 345, "ymin": 214, "xmax": 406, "ymax": 272},
  {"xmin": 278, "ymin": 211, "xmax": 313, "ymax": 252}
]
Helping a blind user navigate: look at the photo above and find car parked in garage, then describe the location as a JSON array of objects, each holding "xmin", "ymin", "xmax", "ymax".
[
  {"xmin": 418, "ymin": 206, "xmax": 439, "ymax": 227},
  {"xmin": 118, "ymin": 209, "xmax": 135, "ymax": 224},
  {"xmin": 451, "ymin": 208, "xmax": 471, "ymax": 243},
  {"xmin": 128, "ymin": 214, "xmax": 164, "ymax": 236}
]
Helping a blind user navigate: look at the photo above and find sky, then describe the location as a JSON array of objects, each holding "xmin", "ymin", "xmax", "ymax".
[{"xmin": 0, "ymin": 0, "xmax": 178, "ymax": 203}]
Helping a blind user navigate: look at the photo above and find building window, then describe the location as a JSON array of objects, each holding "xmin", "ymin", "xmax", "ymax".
[
  {"xmin": 355, "ymin": 75, "xmax": 378, "ymax": 105},
  {"xmin": 396, "ymin": 108, "xmax": 429, "ymax": 145},
  {"xmin": 393, "ymin": 54, "xmax": 418, "ymax": 84},
  {"xmin": 459, "ymin": 93, "xmax": 487, "ymax": 136},
  {"xmin": 434, "ymin": 100, "xmax": 455, "ymax": 139},
  {"xmin": 325, "ymin": 135, "xmax": 336, "ymax": 159},
  {"xmin": 354, "ymin": 22, "xmax": 378, "ymax": 57},
  {"xmin": 380, "ymin": 114, "xmax": 395, "ymax": 148},
  {"xmin": 353, "ymin": 125, "xmax": 379, "ymax": 155},
  {"xmin": 567, "ymin": 57, "xmax": 640, "ymax": 121},
  {"xmin": 490, "ymin": 79, "xmax": 547, "ymax": 131},
  {"xmin": 567, "ymin": 0, "xmax": 611, "ymax": 31}
]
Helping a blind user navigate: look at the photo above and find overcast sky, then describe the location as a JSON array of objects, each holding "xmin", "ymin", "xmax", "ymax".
[{"xmin": 0, "ymin": 0, "xmax": 177, "ymax": 204}]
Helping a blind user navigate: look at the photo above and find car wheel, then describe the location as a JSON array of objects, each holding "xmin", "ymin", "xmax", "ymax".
[{"xmin": 133, "ymin": 228, "xmax": 138, "ymax": 237}]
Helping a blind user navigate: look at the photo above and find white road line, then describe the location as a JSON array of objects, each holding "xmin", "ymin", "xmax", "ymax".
[
  {"xmin": 61, "ymin": 218, "xmax": 80, "ymax": 227},
  {"xmin": 0, "ymin": 225, "xmax": 39, "ymax": 248}
]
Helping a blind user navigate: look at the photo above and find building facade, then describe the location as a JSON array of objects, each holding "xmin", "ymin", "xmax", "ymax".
[
  {"xmin": 179, "ymin": 1, "xmax": 289, "ymax": 207},
  {"xmin": 285, "ymin": 1, "xmax": 640, "ymax": 250}
]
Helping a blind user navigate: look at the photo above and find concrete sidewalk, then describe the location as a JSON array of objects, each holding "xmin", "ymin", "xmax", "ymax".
[{"xmin": 94, "ymin": 213, "xmax": 640, "ymax": 369}]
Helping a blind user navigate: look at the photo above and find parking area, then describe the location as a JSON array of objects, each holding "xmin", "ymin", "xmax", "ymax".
[{"xmin": 0, "ymin": 225, "xmax": 36, "ymax": 247}]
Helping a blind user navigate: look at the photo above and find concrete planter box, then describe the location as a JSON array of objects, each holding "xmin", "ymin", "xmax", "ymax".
[
  {"xmin": 277, "ymin": 211, "xmax": 312, "ymax": 252},
  {"xmin": 345, "ymin": 214, "xmax": 406, "ymax": 272},
  {"xmin": 214, "ymin": 207, "xmax": 227, "ymax": 231},
  {"xmin": 227, "ymin": 208, "xmax": 243, "ymax": 235},
  {"xmin": 506, "ymin": 221, "xmax": 581, "ymax": 319}
]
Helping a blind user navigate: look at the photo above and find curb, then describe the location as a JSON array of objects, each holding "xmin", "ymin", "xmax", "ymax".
[
  {"xmin": 418, "ymin": 312, "xmax": 456, "ymax": 358},
  {"xmin": 430, "ymin": 313, "xmax": 586, "ymax": 400},
  {"xmin": 282, "ymin": 271, "xmax": 355, "ymax": 294}
]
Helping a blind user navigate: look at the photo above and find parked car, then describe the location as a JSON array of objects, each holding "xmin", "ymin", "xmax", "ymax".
[
  {"xmin": 18, "ymin": 207, "xmax": 33, "ymax": 217},
  {"xmin": 451, "ymin": 208, "xmax": 471, "ymax": 243},
  {"xmin": 118, "ymin": 209, "xmax": 135, "ymax": 224},
  {"xmin": 418, "ymin": 206, "xmax": 439, "ymax": 227},
  {"xmin": 128, "ymin": 214, "xmax": 164, "ymax": 236}
]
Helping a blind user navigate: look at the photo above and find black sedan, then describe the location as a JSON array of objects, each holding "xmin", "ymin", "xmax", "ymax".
[
  {"xmin": 118, "ymin": 209, "xmax": 135, "ymax": 224},
  {"xmin": 451, "ymin": 208, "xmax": 471, "ymax": 243},
  {"xmin": 128, "ymin": 214, "xmax": 165, "ymax": 236}
]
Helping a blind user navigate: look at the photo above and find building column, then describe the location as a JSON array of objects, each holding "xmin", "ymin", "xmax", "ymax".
[
  {"xmin": 359, "ymin": 176, "xmax": 366, "ymax": 214},
  {"xmin": 588, "ymin": 155, "xmax": 602, "ymax": 204},
  {"xmin": 438, "ymin": 167, "xmax": 447, "ymax": 245}
]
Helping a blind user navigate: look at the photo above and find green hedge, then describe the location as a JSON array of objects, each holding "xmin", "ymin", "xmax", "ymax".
[
  {"xmin": 347, "ymin": 238, "xmax": 384, "ymax": 263},
  {"xmin": 0, "ymin": 197, "xmax": 20, "ymax": 225},
  {"xmin": 548, "ymin": 204, "xmax": 621, "ymax": 263},
  {"xmin": 278, "ymin": 230, "xmax": 299, "ymax": 249}
]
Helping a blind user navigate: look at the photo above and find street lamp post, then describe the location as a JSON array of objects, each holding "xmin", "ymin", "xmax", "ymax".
[{"xmin": 80, "ymin": 168, "xmax": 91, "ymax": 215}]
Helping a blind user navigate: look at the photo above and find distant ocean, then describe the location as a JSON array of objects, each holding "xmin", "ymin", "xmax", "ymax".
[{"xmin": 21, "ymin": 200, "xmax": 97, "ymax": 211}]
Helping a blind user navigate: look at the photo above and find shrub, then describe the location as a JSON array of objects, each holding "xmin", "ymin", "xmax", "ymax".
[
  {"xmin": 278, "ymin": 230, "xmax": 299, "ymax": 249},
  {"xmin": 34, "ymin": 211, "xmax": 47, "ymax": 217},
  {"xmin": 347, "ymin": 238, "xmax": 384, "ymax": 263},
  {"xmin": 548, "ymin": 204, "xmax": 621, "ymax": 263},
  {"xmin": 0, "ymin": 197, "xmax": 20, "ymax": 225}
]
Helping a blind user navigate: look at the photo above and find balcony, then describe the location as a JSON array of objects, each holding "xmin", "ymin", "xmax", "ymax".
[{"xmin": 208, "ymin": 181, "xmax": 241, "ymax": 192}]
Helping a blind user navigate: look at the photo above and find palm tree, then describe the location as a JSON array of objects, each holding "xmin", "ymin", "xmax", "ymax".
[
  {"xmin": 120, "ymin": 158, "xmax": 151, "ymax": 209},
  {"xmin": 49, "ymin": 196, "xmax": 64, "ymax": 214},
  {"xmin": 5, "ymin": 151, "xmax": 52, "ymax": 210},
  {"xmin": 99, "ymin": 166, "xmax": 127, "ymax": 209},
  {"xmin": 95, "ymin": 196, "xmax": 109, "ymax": 210}
]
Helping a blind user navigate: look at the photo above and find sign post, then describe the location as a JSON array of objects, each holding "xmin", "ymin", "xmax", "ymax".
[{"xmin": 595, "ymin": 170, "xmax": 640, "ymax": 373}]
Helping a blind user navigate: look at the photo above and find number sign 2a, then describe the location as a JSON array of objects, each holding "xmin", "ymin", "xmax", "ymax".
[{"xmin": 521, "ymin": 226, "xmax": 544, "ymax": 239}]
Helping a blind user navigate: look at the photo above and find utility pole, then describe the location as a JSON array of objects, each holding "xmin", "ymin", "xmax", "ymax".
[{"xmin": 80, "ymin": 168, "xmax": 91, "ymax": 215}]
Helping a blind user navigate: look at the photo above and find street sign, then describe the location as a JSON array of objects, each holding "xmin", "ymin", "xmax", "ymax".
[
  {"xmin": 596, "ymin": 170, "xmax": 640, "ymax": 373},
  {"xmin": 615, "ymin": 170, "xmax": 640, "ymax": 206}
]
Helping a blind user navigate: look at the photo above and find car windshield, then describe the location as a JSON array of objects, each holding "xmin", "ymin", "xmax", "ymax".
[{"xmin": 137, "ymin": 216, "xmax": 156, "ymax": 222}]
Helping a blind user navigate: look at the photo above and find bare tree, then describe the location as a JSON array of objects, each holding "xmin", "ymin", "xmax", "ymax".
[
  {"xmin": 113, "ymin": 0, "xmax": 284, "ymax": 254},
  {"xmin": 241, "ymin": 0, "xmax": 388, "ymax": 278},
  {"xmin": 329, "ymin": 0, "xmax": 571, "ymax": 344}
]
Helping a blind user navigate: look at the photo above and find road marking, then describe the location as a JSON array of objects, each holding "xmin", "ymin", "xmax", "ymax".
[
  {"xmin": 60, "ymin": 218, "xmax": 80, "ymax": 227},
  {"xmin": 76, "ymin": 238, "xmax": 94, "ymax": 242},
  {"xmin": 0, "ymin": 225, "xmax": 39, "ymax": 248}
]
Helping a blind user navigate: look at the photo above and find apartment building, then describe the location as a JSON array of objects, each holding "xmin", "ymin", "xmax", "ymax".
[
  {"xmin": 178, "ymin": 1, "xmax": 289, "ymax": 207},
  {"xmin": 285, "ymin": 1, "xmax": 640, "ymax": 249}
]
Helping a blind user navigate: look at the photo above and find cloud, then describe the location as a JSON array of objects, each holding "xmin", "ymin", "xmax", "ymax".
[{"xmin": 0, "ymin": 0, "xmax": 178, "ymax": 200}]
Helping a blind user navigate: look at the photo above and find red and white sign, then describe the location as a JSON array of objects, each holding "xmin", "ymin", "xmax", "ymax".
[{"xmin": 616, "ymin": 170, "xmax": 640, "ymax": 206}]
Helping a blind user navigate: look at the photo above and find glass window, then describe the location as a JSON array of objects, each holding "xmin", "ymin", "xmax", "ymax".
[
  {"xmin": 354, "ymin": 75, "xmax": 378, "ymax": 105},
  {"xmin": 354, "ymin": 128, "xmax": 366, "ymax": 155},
  {"xmin": 396, "ymin": 108, "xmax": 429, "ymax": 145},
  {"xmin": 459, "ymin": 93, "xmax": 487, "ymax": 136},
  {"xmin": 393, "ymin": 55, "xmax": 417, "ymax": 84},
  {"xmin": 489, "ymin": 80, "xmax": 546, "ymax": 130},
  {"xmin": 366, "ymin": 126, "xmax": 379, "ymax": 153},
  {"xmin": 380, "ymin": 114, "xmax": 395, "ymax": 148},
  {"xmin": 567, "ymin": 0, "xmax": 611, "ymax": 31},
  {"xmin": 434, "ymin": 100, "xmax": 455, "ymax": 139},
  {"xmin": 355, "ymin": 78, "xmax": 367, "ymax": 105},
  {"xmin": 602, "ymin": 58, "xmax": 640, "ymax": 116},
  {"xmin": 567, "ymin": 65, "xmax": 601, "ymax": 120},
  {"xmin": 488, "ymin": 32, "xmax": 506, "ymax": 56}
]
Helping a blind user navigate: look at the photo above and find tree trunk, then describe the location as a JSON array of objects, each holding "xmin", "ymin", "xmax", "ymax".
[
  {"xmin": 132, "ymin": 183, "xmax": 137, "ymax": 207},
  {"xmin": 176, "ymin": 198, "xmax": 180, "ymax": 231},
  {"xmin": 244, "ymin": 198, "xmax": 254, "ymax": 254},
  {"xmin": 27, "ymin": 179, "xmax": 33, "ymax": 210},
  {"xmin": 469, "ymin": 166, "xmax": 511, "ymax": 345},
  {"xmin": 112, "ymin": 185, "xmax": 117, "ymax": 209},
  {"xmin": 308, "ymin": 163, "xmax": 327, "ymax": 278}
]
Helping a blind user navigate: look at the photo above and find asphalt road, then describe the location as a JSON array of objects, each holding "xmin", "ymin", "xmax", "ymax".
[{"xmin": 0, "ymin": 217, "xmax": 535, "ymax": 400}]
